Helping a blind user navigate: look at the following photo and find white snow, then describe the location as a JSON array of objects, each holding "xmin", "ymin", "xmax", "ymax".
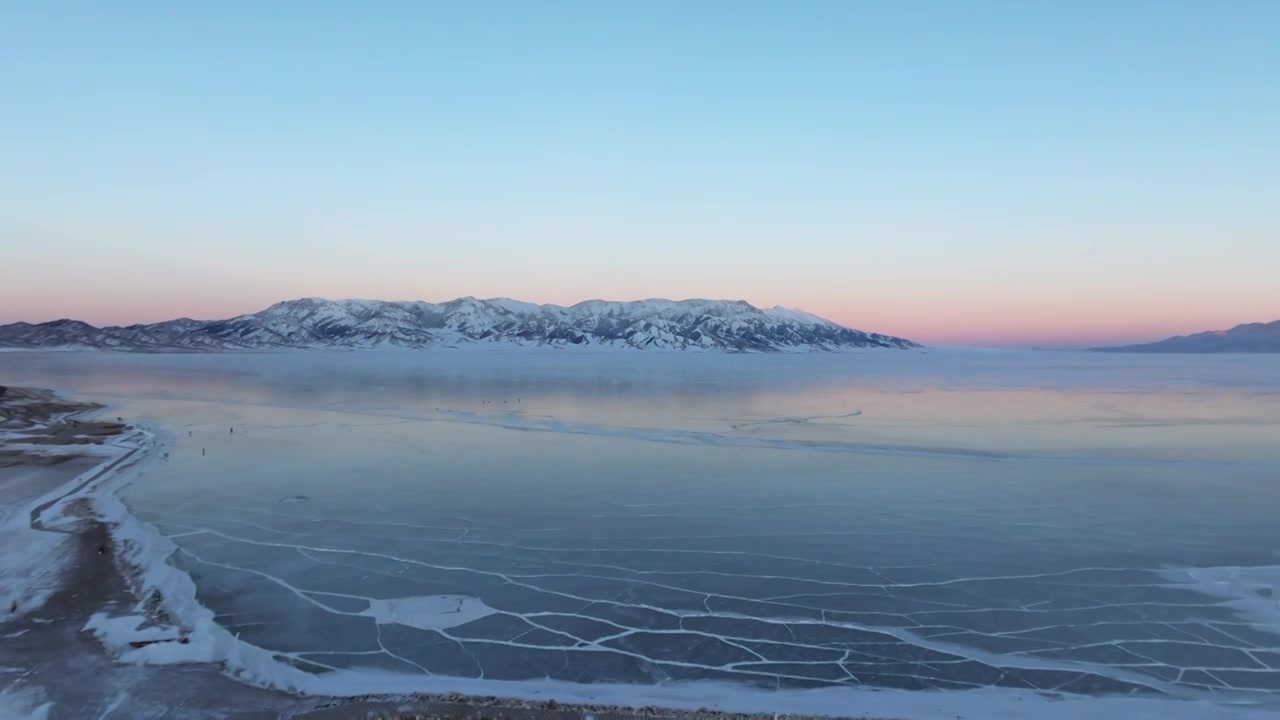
[
  {"xmin": 0, "ymin": 682, "xmax": 52, "ymax": 720},
  {"xmin": 360, "ymin": 595, "xmax": 498, "ymax": 631},
  {"xmin": 482, "ymin": 297, "xmax": 546, "ymax": 315},
  {"xmin": 0, "ymin": 453, "xmax": 113, "ymax": 621},
  {"xmin": 1160, "ymin": 564, "xmax": 1280, "ymax": 630},
  {"xmin": 0, "ymin": 528, "xmax": 72, "ymax": 622},
  {"xmin": 82, "ymin": 613, "xmax": 197, "ymax": 664},
  {"xmin": 763, "ymin": 305, "xmax": 836, "ymax": 326}
]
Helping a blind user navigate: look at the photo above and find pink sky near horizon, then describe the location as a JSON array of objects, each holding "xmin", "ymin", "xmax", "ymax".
[{"xmin": 5, "ymin": 277, "xmax": 1272, "ymax": 349}]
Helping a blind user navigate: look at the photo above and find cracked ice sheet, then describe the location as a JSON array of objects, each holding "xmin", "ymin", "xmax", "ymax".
[
  {"xmin": 4, "ymin": 350, "xmax": 1280, "ymax": 715},
  {"xmin": 148, "ymin": 504, "xmax": 1280, "ymax": 699},
  {"xmin": 116, "ymin": 399, "xmax": 1280, "ymax": 698},
  {"xmin": 73, "ymin": 600, "xmax": 1280, "ymax": 720}
]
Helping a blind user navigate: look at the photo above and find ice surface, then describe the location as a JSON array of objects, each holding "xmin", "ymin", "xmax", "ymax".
[{"xmin": 2, "ymin": 349, "xmax": 1280, "ymax": 717}]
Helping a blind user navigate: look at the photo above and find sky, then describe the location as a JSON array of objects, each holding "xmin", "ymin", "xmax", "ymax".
[{"xmin": 1, "ymin": 1, "xmax": 1277, "ymax": 348}]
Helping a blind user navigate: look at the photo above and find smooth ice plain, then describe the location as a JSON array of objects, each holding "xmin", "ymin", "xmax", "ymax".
[{"xmin": 4, "ymin": 349, "xmax": 1280, "ymax": 714}]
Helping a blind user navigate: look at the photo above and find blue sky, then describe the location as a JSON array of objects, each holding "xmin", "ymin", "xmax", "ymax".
[{"xmin": 1, "ymin": 1, "xmax": 1276, "ymax": 346}]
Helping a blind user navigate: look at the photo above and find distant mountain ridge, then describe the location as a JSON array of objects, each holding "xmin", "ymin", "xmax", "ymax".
[
  {"xmin": 0, "ymin": 297, "xmax": 919, "ymax": 352},
  {"xmin": 1092, "ymin": 319, "xmax": 1280, "ymax": 353}
]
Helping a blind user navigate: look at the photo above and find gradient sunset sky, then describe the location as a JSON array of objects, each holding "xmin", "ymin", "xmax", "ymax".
[{"xmin": 2, "ymin": 1, "xmax": 1276, "ymax": 348}]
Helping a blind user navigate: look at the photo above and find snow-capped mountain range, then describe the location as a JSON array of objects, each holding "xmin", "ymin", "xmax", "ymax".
[{"xmin": 0, "ymin": 297, "xmax": 919, "ymax": 352}]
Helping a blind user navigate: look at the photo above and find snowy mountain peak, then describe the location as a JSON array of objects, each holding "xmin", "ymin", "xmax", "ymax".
[
  {"xmin": 0, "ymin": 297, "xmax": 920, "ymax": 353},
  {"xmin": 764, "ymin": 306, "xmax": 838, "ymax": 326}
]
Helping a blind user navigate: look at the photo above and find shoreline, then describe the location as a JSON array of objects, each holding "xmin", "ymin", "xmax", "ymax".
[
  {"xmin": 3, "ymin": 386, "xmax": 1278, "ymax": 720},
  {"xmin": 1, "ymin": 388, "xmax": 314, "ymax": 718}
]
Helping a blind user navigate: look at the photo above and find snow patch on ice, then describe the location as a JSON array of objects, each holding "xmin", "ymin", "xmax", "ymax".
[
  {"xmin": 0, "ymin": 530, "xmax": 72, "ymax": 622},
  {"xmin": 82, "ymin": 613, "xmax": 194, "ymax": 663},
  {"xmin": 1159, "ymin": 564, "xmax": 1280, "ymax": 633},
  {"xmin": 0, "ymin": 681, "xmax": 52, "ymax": 720},
  {"xmin": 360, "ymin": 595, "xmax": 497, "ymax": 631}
]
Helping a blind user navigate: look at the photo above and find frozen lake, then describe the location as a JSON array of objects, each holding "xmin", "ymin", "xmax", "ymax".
[{"xmin": 4, "ymin": 349, "xmax": 1280, "ymax": 708}]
